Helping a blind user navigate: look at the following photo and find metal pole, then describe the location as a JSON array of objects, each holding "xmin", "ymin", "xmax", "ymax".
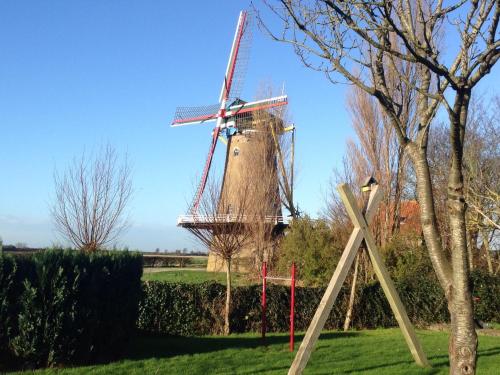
[
  {"xmin": 290, "ymin": 262, "xmax": 296, "ymax": 351},
  {"xmin": 262, "ymin": 262, "xmax": 267, "ymax": 339}
]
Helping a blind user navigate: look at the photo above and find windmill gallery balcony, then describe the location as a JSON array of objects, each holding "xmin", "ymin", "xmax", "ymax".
[{"xmin": 177, "ymin": 213, "xmax": 286, "ymax": 229}]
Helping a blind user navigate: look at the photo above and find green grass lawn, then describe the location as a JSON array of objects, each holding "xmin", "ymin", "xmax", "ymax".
[
  {"xmin": 11, "ymin": 329, "xmax": 500, "ymax": 374},
  {"xmin": 142, "ymin": 269, "xmax": 251, "ymax": 285}
]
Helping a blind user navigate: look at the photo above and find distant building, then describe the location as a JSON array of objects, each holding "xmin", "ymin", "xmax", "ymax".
[{"xmin": 378, "ymin": 200, "xmax": 421, "ymax": 236}]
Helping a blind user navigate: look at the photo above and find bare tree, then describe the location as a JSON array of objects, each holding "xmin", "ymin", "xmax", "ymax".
[
  {"xmin": 185, "ymin": 179, "xmax": 252, "ymax": 335},
  {"xmin": 464, "ymin": 97, "xmax": 500, "ymax": 274},
  {"xmin": 327, "ymin": 80, "xmax": 417, "ymax": 330},
  {"xmin": 243, "ymin": 108, "xmax": 284, "ymax": 272},
  {"xmin": 343, "ymin": 83, "xmax": 416, "ymax": 245},
  {"xmin": 274, "ymin": 109, "xmax": 299, "ymax": 219},
  {"xmin": 259, "ymin": 1, "xmax": 499, "ymax": 373},
  {"xmin": 52, "ymin": 145, "xmax": 132, "ymax": 252},
  {"xmin": 255, "ymin": 86, "xmax": 298, "ymax": 219},
  {"xmin": 429, "ymin": 95, "xmax": 500, "ymax": 273}
]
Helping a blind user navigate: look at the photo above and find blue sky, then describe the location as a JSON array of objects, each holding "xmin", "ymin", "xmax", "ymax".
[
  {"xmin": 0, "ymin": 1, "xmax": 497, "ymax": 251},
  {"xmin": 0, "ymin": 1, "xmax": 352, "ymax": 250}
]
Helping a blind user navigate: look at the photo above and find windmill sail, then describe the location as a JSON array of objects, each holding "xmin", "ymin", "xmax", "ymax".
[
  {"xmin": 190, "ymin": 127, "xmax": 220, "ymax": 213},
  {"xmin": 226, "ymin": 95, "xmax": 288, "ymax": 117},
  {"xmin": 172, "ymin": 103, "xmax": 220, "ymax": 126},
  {"xmin": 219, "ymin": 11, "xmax": 253, "ymax": 104}
]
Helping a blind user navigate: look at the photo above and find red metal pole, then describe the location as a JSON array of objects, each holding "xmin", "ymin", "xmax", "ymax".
[
  {"xmin": 262, "ymin": 262, "xmax": 267, "ymax": 339},
  {"xmin": 290, "ymin": 262, "xmax": 296, "ymax": 351}
]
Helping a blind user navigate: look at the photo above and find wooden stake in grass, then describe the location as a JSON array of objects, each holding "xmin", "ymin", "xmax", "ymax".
[{"xmin": 288, "ymin": 181, "xmax": 429, "ymax": 375}]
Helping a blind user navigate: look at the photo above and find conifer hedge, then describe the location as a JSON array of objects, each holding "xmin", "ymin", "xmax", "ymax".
[
  {"xmin": 0, "ymin": 250, "xmax": 143, "ymax": 370},
  {"xmin": 137, "ymin": 271, "xmax": 499, "ymax": 336}
]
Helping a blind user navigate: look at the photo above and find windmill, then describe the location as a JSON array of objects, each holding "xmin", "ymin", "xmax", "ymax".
[{"xmin": 172, "ymin": 11, "xmax": 293, "ymax": 271}]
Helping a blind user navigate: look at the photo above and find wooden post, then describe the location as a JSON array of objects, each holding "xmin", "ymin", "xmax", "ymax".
[
  {"xmin": 288, "ymin": 183, "xmax": 428, "ymax": 375},
  {"xmin": 343, "ymin": 253, "xmax": 359, "ymax": 331}
]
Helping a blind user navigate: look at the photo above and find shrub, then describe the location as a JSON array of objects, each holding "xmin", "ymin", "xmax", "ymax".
[
  {"xmin": 0, "ymin": 249, "xmax": 143, "ymax": 370},
  {"xmin": 138, "ymin": 281, "xmax": 226, "ymax": 336},
  {"xmin": 471, "ymin": 270, "xmax": 500, "ymax": 322},
  {"xmin": 276, "ymin": 216, "xmax": 345, "ymax": 286},
  {"xmin": 138, "ymin": 271, "xmax": 499, "ymax": 336},
  {"xmin": 382, "ymin": 233, "xmax": 434, "ymax": 282},
  {"xmin": 0, "ymin": 254, "xmax": 18, "ymax": 365}
]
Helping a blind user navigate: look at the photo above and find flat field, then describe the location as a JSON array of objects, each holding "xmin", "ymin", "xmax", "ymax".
[
  {"xmin": 11, "ymin": 329, "xmax": 500, "ymax": 374},
  {"xmin": 142, "ymin": 269, "xmax": 251, "ymax": 285}
]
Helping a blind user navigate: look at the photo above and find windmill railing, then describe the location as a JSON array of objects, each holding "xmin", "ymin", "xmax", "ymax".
[{"xmin": 177, "ymin": 214, "xmax": 285, "ymax": 226}]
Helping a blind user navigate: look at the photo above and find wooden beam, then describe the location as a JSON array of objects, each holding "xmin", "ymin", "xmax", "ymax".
[
  {"xmin": 364, "ymin": 185, "xmax": 382, "ymax": 223},
  {"xmin": 288, "ymin": 185, "xmax": 382, "ymax": 375},
  {"xmin": 339, "ymin": 184, "xmax": 429, "ymax": 367}
]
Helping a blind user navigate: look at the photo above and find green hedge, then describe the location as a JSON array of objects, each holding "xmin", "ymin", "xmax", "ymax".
[
  {"xmin": 137, "ymin": 271, "xmax": 499, "ymax": 336},
  {"xmin": 471, "ymin": 270, "xmax": 500, "ymax": 323},
  {"xmin": 0, "ymin": 250, "xmax": 143, "ymax": 370}
]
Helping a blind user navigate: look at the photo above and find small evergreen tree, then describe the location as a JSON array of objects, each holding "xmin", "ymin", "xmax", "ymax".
[{"xmin": 277, "ymin": 216, "xmax": 343, "ymax": 286}]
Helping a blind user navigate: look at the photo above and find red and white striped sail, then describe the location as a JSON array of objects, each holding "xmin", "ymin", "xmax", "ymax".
[
  {"xmin": 219, "ymin": 10, "xmax": 253, "ymax": 105},
  {"xmin": 172, "ymin": 11, "xmax": 252, "ymax": 129},
  {"xmin": 172, "ymin": 96, "xmax": 288, "ymax": 128},
  {"xmin": 225, "ymin": 95, "xmax": 288, "ymax": 117},
  {"xmin": 190, "ymin": 127, "xmax": 220, "ymax": 213}
]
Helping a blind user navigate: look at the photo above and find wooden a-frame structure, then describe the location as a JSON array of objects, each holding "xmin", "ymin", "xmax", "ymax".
[{"xmin": 288, "ymin": 181, "xmax": 429, "ymax": 375}]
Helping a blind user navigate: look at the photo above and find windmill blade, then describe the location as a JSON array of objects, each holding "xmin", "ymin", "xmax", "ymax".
[
  {"xmin": 225, "ymin": 95, "xmax": 288, "ymax": 117},
  {"xmin": 190, "ymin": 127, "xmax": 221, "ymax": 213},
  {"xmin": 219, "ymin": 11, "xmax": 253, "ymax": 104},
  {"xmin": 171, "ymin": 103, "xmax": 220, "ymax": 127}
]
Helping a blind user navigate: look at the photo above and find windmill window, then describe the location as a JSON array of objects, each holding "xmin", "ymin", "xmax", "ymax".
[{"xmin": 233, "ymin": 147, "xmax": 240, "ymax": 156}]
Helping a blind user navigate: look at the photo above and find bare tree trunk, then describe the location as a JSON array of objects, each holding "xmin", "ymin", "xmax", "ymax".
[
  {"xmin": 408, "ymin": 145, "xmax": 452, "ymax": 291},
  {"xmin": 481, "ymin": 229, "xmax": 493, "ymax": 275},
  {"xmin": 466, "ymin": 227, "xmax": 479, "ymax": 272},
  {"xmin": 391, "ymin": 149, "xmax": 405, "ymax": 235},
  {"xmin": 409, "ymin": 138, "xmax": 477, "ymax": 372},
  {"xmin": 467, "ymin": 236, "xmax": 474, "ymax": 272},
  {"xmin": 224, "ymin": 259, "xmax": 232, "ymax": 335},
  {"xmin": 343, "ymin": 253, "xmax": 359, "ymax": 331},
  {"xmin": 360, "ymin": 250, "xmax": 373, "ymax": 283},
  {"xmin": 448, "ymin": 97, "xmax": 478, "ymax": 375},
  {"xmin": 448, "ymin": 213, "xmax": 477, "ymax": 374},
  {"xmin": 448, "ymin": 208, "xmax": 477, "ymax": 374}
]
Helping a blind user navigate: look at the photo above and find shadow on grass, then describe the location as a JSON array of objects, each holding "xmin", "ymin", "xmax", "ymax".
[
  {"xmin": 426, "ymin": 346, "xmax": 500, "ymax": 370},
  {"xmin": 126, "ymin": 331, "xmax": 360, "ymax": 361},
  {"xmin": 342, "ymin": 346, "xmax": 500, "ymax": 374},
  {"xmin": 342, "ymin": 359, "xmax": 442, "ymax": 374}
]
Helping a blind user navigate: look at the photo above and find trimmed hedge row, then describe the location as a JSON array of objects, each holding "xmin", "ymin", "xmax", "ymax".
[
  {"xmin": 137, "ymin": 271, "xmax": 499, "ymax": 336},
  {"xmin": 0, "ymin": 250, "xmax": 143, "ymax": 370}
]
